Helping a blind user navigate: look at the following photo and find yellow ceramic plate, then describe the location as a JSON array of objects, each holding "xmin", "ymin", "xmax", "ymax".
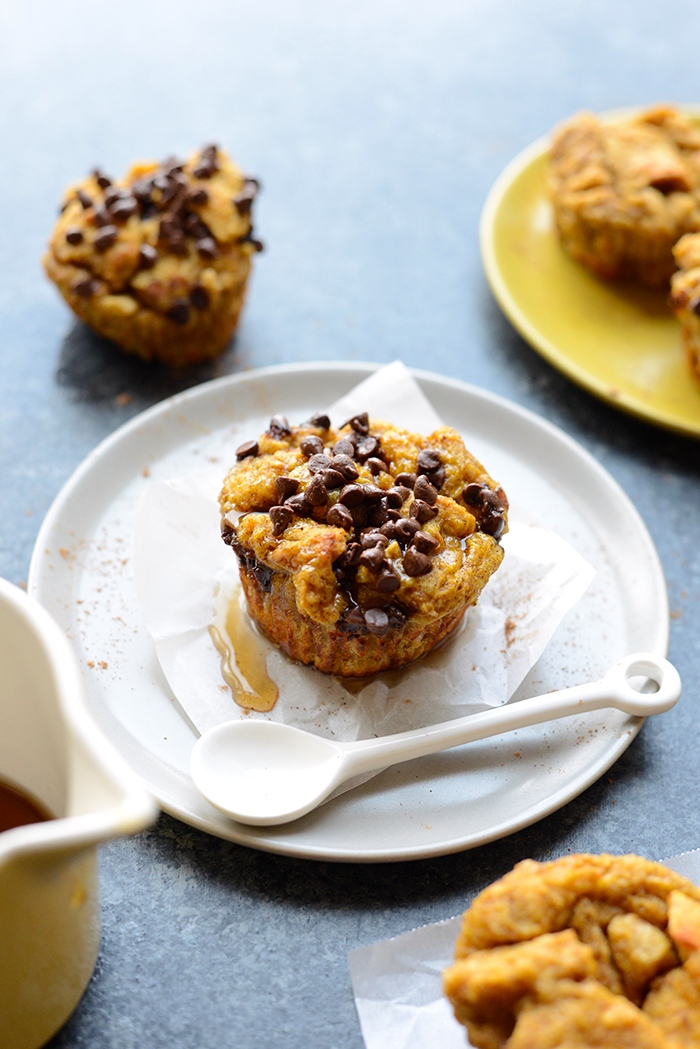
[{"xmin": 480, "ymin": 132, "xmax": 700, "ymax": 439}]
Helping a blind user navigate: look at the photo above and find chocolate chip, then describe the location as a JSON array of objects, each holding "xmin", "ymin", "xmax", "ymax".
[
  {"xmin": 359, "ymin": 546, "xmax": 386, "ymax": 572},
  {"xmin": 462, "ymin": 482, "xmax": 484, "ymax": 506},
  {"xmin": 367, "ymin": 457, "xmax": 388, "ymax": 475},
  {"xmin": 483, "ymin": 488, "xmax": 506, "ymax": 513},
  {"xmin": 76, "ymin": 189, "xmax": 93, "ymax": 209},
  {"xmin": 355, "ymin": 436, "xmax": 379, "ymax": 461},
  {"xmin": 300, "ymin": 435, "xmax": 325, "ymax": 457},
  {"xmin": 308, "ymin": 453, "xmax": 332, "ymax": 473},
  {"xmin": 361, "ymin": 531, "xmax": 388, "ymax": 549},
  {"xmin": 285, "ymin": 493, "xmax": 312, "ymax": 517},
  {"xmin": 345, "ymin": 412, "xmax": 369, "ymax": 435},
  {"xmin": 376, "ymin": 567, "xmax": 400, "ymax": 593},
  {"xmin": 138, "ymin": 243, "xmax": 158, "ymax": 269},
  {"xmin": 104, "ymin": 188, "xmax": 125, "ymax": 207},
  {"xmin": 690, "ymin": 296, "xmax": 700, "ymax": 318},
  {"xmin": 308, "ymin": 412, "xmax": 330, "ymax": 430},
  {"xmin": 337, "ymin": 542, "xmax": 361, "ymax": 567},
  {"xmin": 187, "ymin": 187, "xmax": 209, "ymax": 206},
  {"xmin": 110, "ymin": 196, "xmax": 138, "ymax": 222},
  {"xmin": 417, "ymin": 448, "xmax": 442, "ymax": 473},
  {"xmin": 362, "ymin": 484, "xmax": 384, "ymax": 505},
  {"xmin": 131, "ymin": 180, "xmax": 153, "ymax": 204},
  {"xmin": 333, "ymin": 438, "xmax": 355, "ymax": 458},
  {"xmin": 327, "ymin": 503, "xmax": 353, "ymax": 530},
  {"xmin": 366, "ymin": 503, "xmax": 388, "ymax": 527},
  {"xmin": 350, "ymin": 507, "xmax": 367, "ymax": 528},
  {"xmin": 395, "ymin": 472, "xmax": 416, "ymax": 489},
  {"xmin": 364, "ymin": 608, "xmax": 389, "ymax": 635},
  {"xmin": 305, "ymin": 475, "xmax": 329, "ymax": 506},
  {"xmin": 393, "ymin": 486, "xmax": 413, "ymax": 503},
  {"xmin": 269, "ymin": 505, "xmax": 294, "ymax": 537},
  {"xmin": 233, "ymin": 185, "xmax": 257, "ymax": 215},
  {"xmin": 236, "ymin": 439, "xmax": 259, "ymax": 460},
  {"xmin": 184, "ymin": 213, "xmax": 207, "ymax": 236},
  {"xmin": 162, "ymin": 156, "xmax": 185, "ymax": 176},
  {"xmin": 92, "ymin": 206, "xmax": 113, "ymax": 227},
  {"xmin": 93, "ymin": 225, "xmax": 118, "ymax": 252},
  {"xmin": 196, "ymin": 236, "xmax": 220, "ymax": 259},
  {"xmin": 379, "ymin": 520, "xmax": 398, "ymax": 540},
  {"xmin": 65, "ymin": 228, "xmax": 83, "ymax": 245},
  {"xmin": 428, "ymin": 464, "xmax": 446, "ymax": 490},
  {"xmin": 339, "ymin": 606, "xmax": 366, "ymax": 633},
  {"xmin": 339, "ymin": 483, "xmax": 365, "ymax": 508},
  {"xmin": 403, "ymin": 547, "xmax": 432, "ymax": 576},
  {"xmin": 330, "ymin": 455, "xmax": 359, "ymax": 481},
  {"xmin": 166, "ymin": 300, "xmax": 190, "ymax": 324},
  {"xmin": 190, "ymin": 285, "xmax": 209, "ymax": 310},
  {"xmin": 275, "ymin": 476, "xmax": 299, "ymax": 501},
  {"xmin": 163, "ymin": 229, "xmax": 187, "ymax": 256},
  {"xmin": 268, "ymin": 414, "xmax": 292, "ymax": 437},
  {"xmin": 384, "ymin": 487, "xmax": 407, "ymax": 509},
  {"xmin": 482, "ymin": 515, "xmax": 506, "ymax": 540},
  {"xmin": 413, "ymin": 530, "xmax": 439, "ymax": 555},
  {"xmin": 414, "ymin": 475, "xmax": 438, "ymax": 505},
  {"xmin": 93, "ymin": 169, "xmax": 112, "ymax": 189},
  {"xmin": 192, "ymin": 163, "xmax": 215, "ymax": 180},
  {"xmin": 72, "ymin": 277, "xmax": 98, "ymax": 298},
  {"xmin": 321, "ymin": 469, "xmax": 345, "ymax": 490},
  {"xmin": 394, "ymin": 517, "xmax": 420, "ymax": 542},
  {"xmin": 409, "ymin": 499, "xmax": 438, "ymax": 524}
]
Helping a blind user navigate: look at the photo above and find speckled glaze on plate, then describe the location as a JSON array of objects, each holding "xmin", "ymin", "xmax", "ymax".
[
  {"xmin": 28, "ymin": 363, "xmax": 668, "ymax": 863},
  {"xmin": 480, "ymin": 119, "xmax": 700, "ymax": 439}
]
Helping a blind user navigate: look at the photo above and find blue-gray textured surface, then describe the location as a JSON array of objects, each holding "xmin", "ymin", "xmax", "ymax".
[{"xmin": 1, "ymin": 1, "xmax": 699, "ymax": 1045}]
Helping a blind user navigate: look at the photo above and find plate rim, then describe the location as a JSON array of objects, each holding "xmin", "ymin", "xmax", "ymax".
[
  {"xmin": 27, "ymin": 361, "xmax": 669, "ymax": 862},
  {"xmin": 479, "ymin": 118, "xmax": 700, "ymax": 441}
]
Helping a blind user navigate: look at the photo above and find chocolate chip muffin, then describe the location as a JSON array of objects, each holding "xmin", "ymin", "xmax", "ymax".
[
  {"xmin": 219, "ymin": 411, "xmax": 508, "ymax": 678},
  {"xmin": 548, "ymin": 105, "xmax": 700, "ymax": 287},
  {"xmin": 44, "ymin": 145, "xmax": 262, "ymax": 366},
  {"xmin": 443, "ymin": 853, "xmax": 700, "ymax": 1049},
  {"xmin": 669, "ymin": 232, "xmax": 700, "ymax": 383}
]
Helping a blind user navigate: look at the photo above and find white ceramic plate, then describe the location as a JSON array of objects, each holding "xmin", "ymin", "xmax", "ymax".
[{"xmin": 29, "ymin": 363, "xmax": 668, "ymax": 863}]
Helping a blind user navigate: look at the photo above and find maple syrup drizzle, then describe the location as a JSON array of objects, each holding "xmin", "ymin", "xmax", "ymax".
[{"xmin": 210, "ymin": 585, "xmax": 279, "ymax": 712}]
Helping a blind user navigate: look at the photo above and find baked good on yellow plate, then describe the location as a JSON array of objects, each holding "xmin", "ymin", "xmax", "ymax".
[
  {"xmin": 443, "ymin": 853, "xmax": 700, "ymax": 1049},
  {"xmin": 44, "ymin": 144, "xmax": 262, "ymax": 366},
  {"xmin": 669, "ymin": 232, "xmax": 700, "ymax": 383},
  {"xmin": 219, "ymin": 410, "xmax": 507, "ymax": 677},
  {"xmin": 548, "ymin": 105, "xmax": 700, "ymax": 287}
]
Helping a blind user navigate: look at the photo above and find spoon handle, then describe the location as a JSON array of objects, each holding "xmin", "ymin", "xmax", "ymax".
[{"xmin": 336, "ymin": 653, "xmax": 680, "ymax": 780}]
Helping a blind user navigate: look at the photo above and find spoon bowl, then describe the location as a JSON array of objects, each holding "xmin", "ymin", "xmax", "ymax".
[{"xmin": 189, "ymin": 652, "xmax": 680, "ymax": 826}]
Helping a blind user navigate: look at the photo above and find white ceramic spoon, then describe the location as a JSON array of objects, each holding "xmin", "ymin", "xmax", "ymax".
[{"xmin": 189, "ymin": 652, "xmax": 680, "ymax": 826}]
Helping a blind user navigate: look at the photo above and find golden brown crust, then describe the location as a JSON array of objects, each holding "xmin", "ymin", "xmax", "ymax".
[
  {"xmin": 219, "ymin": 412, "xmax": 507, "ymax": 676},
  {"xmin": 44, "ymin": 146, "xmax": 261, "ymax": 366},
  {"xmin": 548, "ymin": 105, "xmax": 700, "ymax": 287},
  {"xmin": 443, "ymin": 854, "xmax": 700, "ymax": 1049}
]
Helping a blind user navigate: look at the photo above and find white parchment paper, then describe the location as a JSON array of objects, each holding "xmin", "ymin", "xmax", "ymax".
[
  {"xmin": 348, "ymin": 849, "xmax": 700, "ymax": 1049},
  {"xmin": 132, "ymin": 362, "xmax": 595, "ymax": 754}
]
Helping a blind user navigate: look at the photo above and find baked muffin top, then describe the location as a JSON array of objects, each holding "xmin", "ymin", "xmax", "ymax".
[
  {"xmin": 219, "ymin": 411, "xmax": 508, "ymax": 635},
  {"xmin": 549, "ymin": 105, "xmax": 700, "ymax": 225},
  {"xmin": 45, "ymin": 144, "xmax": 262, "ymax": 325},
  {"xmin": 444, "ymin": 853, "xmax": 700, "ymax": 1049}
]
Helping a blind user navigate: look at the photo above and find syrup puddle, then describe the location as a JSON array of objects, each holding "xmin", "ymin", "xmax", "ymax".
[{"xmin": 210, "ymin": 582, "xmax": 279, "ymax": 712}]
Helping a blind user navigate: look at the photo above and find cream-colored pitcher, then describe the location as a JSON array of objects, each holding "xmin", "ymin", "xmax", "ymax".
[{"xmin": 0, "ymin": 578, "xmax": 156, "ymax": 1049}]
